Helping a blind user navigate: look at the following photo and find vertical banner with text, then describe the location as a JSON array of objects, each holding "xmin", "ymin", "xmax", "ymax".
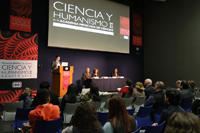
[
  {"xmin": 10, "ymin": 0, "xmax": 32, "ymax": 32},
  {"xmin": 0, "ymin": 30, "xmax": 38, "ymax": 106}
]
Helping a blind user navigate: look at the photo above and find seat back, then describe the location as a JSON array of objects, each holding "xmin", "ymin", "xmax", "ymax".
[
  {"xmin": 33, "ymin": 117, "xmax": 62, "ymax": 133},
  {"xmin": 97, "ymin": 112, "xmax": 108, "ymax": 126},
  {"xmin": 195, "ymin": 92, "xmax": 200, "ymax": 99},
  {"xmin": 12, "ymin": 107, "xmax": 36, "ymax": 130},
  {"xmin": 58, "ymin": 97, "xmax": 63, "ymax": 104},
  {"xmin": 134, "ymin": 97, "xmax": 146, "ymax": 106},
  {"xmin": 124, "ymin": 93, "xmax": 131, "ymax": 98},
  {"xmin": 180, "ymin": 100, "xmax": 193, "ymax": 112},
  {"xmin": 154, "ymin": 106, "xmax": 166, "ymax": 123},
  {"xmin": 100, "ymin": 95, "xmax": 111, "ymax": 102},
  {"xmin": 133, "ymin": 127, "xmax": 141, "ymax": 133},
  {"xmin": 112, "ymin": 93, "xmax": 122, "ymax": 97},
  {"xmin": 64, "ymin": 103, "xmax": 80, "ymax": 114},
  {"xmin": 3, "ymin": 101, "xmax": 23, "ymax": 121},
  {"xmin": 123, "ymin": 98, "xmax": 134, "ymax": 108},
  {"xmin": 127, "ymin": 107, "xmax": 135, "ymax": 116},
  {"xmin": 136, "ymin": 105, "xmax": 153, "ymax": 127},
  {"xmin": 145, "ymin": 121, "xmax": 165, "ymax": 133},
  {"xmin": 91, "ymin": 102, "xmax": 101, "ymax": 110}
]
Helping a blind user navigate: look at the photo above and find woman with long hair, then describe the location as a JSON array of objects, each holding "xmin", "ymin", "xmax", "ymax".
[
  {"xmin": 118, "ymin": 79, "xmax": 133, "ymax": 98},
  {"xmin": 62, "ymin": 102, "xmax": 103, "ymax": 133},
  {"xmin": 81, "ymin": 84, "xmax": 101, "ymax": 102},
  {"xmin": 60, "ymin": 84, "xmax": 81, "ymax": 116},
  {"xmin": 132, "ymin": 82, "xmax": 145, "ymax": 105},
  {"xmin": 103, "ymin": 96, "xmax": 136, "ymax": 133}
]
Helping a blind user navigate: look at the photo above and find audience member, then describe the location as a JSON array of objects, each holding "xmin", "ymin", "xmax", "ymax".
[
  {"xmin": 111, "ymin": 68, "xmax": 119, "ymax": 77},
  {"xmin": 191, "ymin": 98, "xmax": 200, "ymax": 115},
  {"xmin": 60, "ymin": 84, "xmax": 81, "ymax": 116},
  {"xmin": 176, "ymin": 80, "xmax": 182, "ymax": 90},
  {"xmin": 188, "ymin": 80, "xmax": 195, "ymax": 93},
  {"xmin": 179, "ymin": 80, "xmax": 193, "ymax": 101},
  {"xmin": 144, "ymin": 78, "xmax": 155, "ymax": 100},
  {"xmin": 118, "ymin": 79, "xmax": 133, "ymax": 97},
  {"xmin": 92, "ymin": 68, "xmax": 100, "ymax": 77},
  {"xmin": 144, "ymin": 81, "xmax": 166, "ymax": 122},
  {"xmin": 31, "ymin": 81, "xmax": 59, "ymax": 107},
  {"xmin": 152, "ymin": 88, "xmax": 184, "ymax": 126},
  {"xmin": 19, "ymin": 87, "xmax": 32, "ymax": 108},
  {"xmin": 62, "ymin": 102, "xmax": 103, "ymax": 133},
  {"xmin": 29, "ymin": 89, "xmax": 60, "ymax": 133},
  {"xmin": 131, "ymin": 82, "xmax": 145, "ymax": 106},
  {"xmin": 103, "ymin": 96, "xmax": 136, "ymax": 133},
  {"xmin": 81, "ymin": 84, "xmax": 101, "ymax": 102},
  {"xmin": 164, "ymin": 112, "xmax": 200, "ymax": 133}
]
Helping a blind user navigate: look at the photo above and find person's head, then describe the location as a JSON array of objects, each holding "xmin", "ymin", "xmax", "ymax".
[
  {"xmin": 70, "ymin": 102, "xmax": 101, "ymax": 132},
  {"xmin": 114, "ymin": 68, "xmax": 118, "ymax": 73},
  {"xmin": 176, "ymin": 80, "xmax": 182, "ymax": 88},
  {"xmin": 188, "ymin": 80, "xmax": 195, "ymax": 88},
  {"xmin": 86, "ymin": 68, "xmax": 90, "ymax": 73},
  {"xmin": 108, "ymin": 96, "xmax": 136, "ymax": 132},
  {"xmin": 24, "ymin": 87, "xmax": 31, "ymax": 96},
  {"xmin": 180, "ymin": 80, "xmax": 189, "ymax": 89},
  {"xmin": 135, "ymin": 82, "xmax": 145, "ymax": 92},
  {"xmin": 144, "ymin": 78, "xmax": 152, "ymax": 87},
  {"xmin": 125, "ymin": 79, "xmax": 132, "ymax": 86},
  {"xmin": 164, "ymin": 112, "xmax": 200, "ymax": 133},
  {"xmin": 37, "ymin": 89, "xmax": 50, "ymax": 104},
  {"xmin": 93, "ymin": 68, "xmax": 98, "ymax": 74},
  {"xmin": 154, "ymin": 81, "xmax": 165, "ymax": 91},
  {"xmin": 67, "ymin": 84, "xmax": 78, "ymax": 95},
  {"xmin": 55, "ymin": 55, "xmax": 60, "ymax": 61},
  {"xmin": 165, "ymin": 88, "xmax": 180, "ymax": 105},
  {"xmin": 39, "ymin": 81, "xmax": 50, "ymax": 90}
]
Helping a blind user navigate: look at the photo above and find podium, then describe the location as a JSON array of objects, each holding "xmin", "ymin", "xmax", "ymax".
[{"xmin": 52, "ymin": 66, "xmax": 74, "ymax": 97}]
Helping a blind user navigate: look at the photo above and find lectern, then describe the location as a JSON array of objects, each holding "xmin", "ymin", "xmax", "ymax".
[{"xmin": 52, "ymin": 66, "xmax": 74, "ymax": 97}]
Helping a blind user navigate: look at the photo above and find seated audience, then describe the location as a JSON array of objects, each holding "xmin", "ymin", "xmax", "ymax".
[
  {"xmin": 152, "ymin": 88, "xmax": 184, "ymax": 127},
  {"xmin": 19, "ymin": 87, "xmax": 32, "ymax": 108},
  {"xmin": 188, "ymin": 80, "xmax": 195, "ymax": 93},
  {"xmin": 62, "ymin": 102, "xmax": 103, "ymax": 133},
  {"xmin": 144, "ymin": 81, "xmax": 166, "ymax": 123},
  {"xmin": 103, "ymin": 96, "xmax": 136, "ymax": 133},
  {"xmin": 81, "ymin": 84, "xmax": 101, "ymax": 102},
  {"xmin": 60, "ymin": 84, "xmax": 81, "ymax": 116},
  {"xmin": 144, "ymin": 78, "xmax": 155, "ymax": 100},
  {"xmin": 179, "ymin": 80, "xmax": 193, "ymax": 101},
  {"xmin": 92, "ymin": 68, "xmax": 100, "ymax": 77},
  {"xmin": 31, "ymin": 81, "xmax": 59, "ymax": 107},
  {"xmin": 176, "ymin": 80, "xmax": 182, "ymax": 90},
  {"xmin": 29, "ymin": 89, "xmax": 60, "ymax": 133},
  {"xmin": 131, "ymin": 82, "xmax": 145, "ymax": 106},
  {"xmin": 118, "ymin": 79, "xmax": 133, "ymax": 98},
  {"xmin": 164, "ymin": 112, "xmax": 200, "ymax": 133},
  {"xmin": 191, "ymin": 98, "xmax": 200, "ymax": 115}
]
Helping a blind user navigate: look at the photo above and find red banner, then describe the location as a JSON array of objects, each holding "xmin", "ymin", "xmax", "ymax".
[
  {"xmin": 120, "ymin": 17, "xmax": 130, "ymax": 36},
  {"xmin": 132, "ymin": 12, "xmax": 142, "ymax": 46},
  {"xmin": 10, "ymin": 0, "xmax": 32, "ymax": 32},
  {"xmin": 63, "ymin": 71, "xmax": 70, "ymax": 90}
]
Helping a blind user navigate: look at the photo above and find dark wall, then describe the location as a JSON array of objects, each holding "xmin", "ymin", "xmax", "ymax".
[
  {"xmin": 0, "ymin": 0, "xmax": 144, "ymax": 90},
  {"xmin": 144, "ymin": 0, "xmax": 200, "ymax": 87}
]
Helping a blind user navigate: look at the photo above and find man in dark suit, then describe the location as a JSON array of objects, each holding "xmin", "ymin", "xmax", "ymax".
[
  {"xmin": 81, "ymin": 68, "xmax": 91, "ymax": 88},
  {"xmin": 31, "ymin": 82, "xmax": 59, "ymax": 107},
  {"xmin": 144, "ymin": 78, "xmax": 155, "ymax": 100},
  {"xmin": 51, "ymin": 55, "xmax": 61, "ymax": 71},
  {"xmin": 111, "ymin": 68, "xmax": 119, "ymax": 77}
]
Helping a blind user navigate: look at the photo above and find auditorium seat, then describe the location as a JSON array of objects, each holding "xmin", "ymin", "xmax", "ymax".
[
  {"xmin": 154, "ymin": 106, "xmax": 166, "ymax": 123},
  {"xmin": 180, "ymin": 100, "xmax": 193, "ymax": 112},
  {"xmin": 91, "ymin": 102, "xmax": 101, "ymax": 111},
  {"xmin": 123, "ymin": 98, "xmax": 134, "ymax": 109},
  {"xmin": 132, "ymin": 127, "xmax": 141, "ymax": 133},
  {"xmin": 63, "ymin": 103, "xmax": 80, "ymax": 123},
  {"xmin": 144, "ymin": 121, "xmax": 165, "ymax": 133},
  {"xmin": 134, "ymin": 96, "xmax": 146, "ymax": 112}
]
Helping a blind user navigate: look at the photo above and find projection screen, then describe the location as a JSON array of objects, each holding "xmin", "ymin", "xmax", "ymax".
[{"xmin": 48, "ymin": 0, "xmax": 130, "ymax": 53}]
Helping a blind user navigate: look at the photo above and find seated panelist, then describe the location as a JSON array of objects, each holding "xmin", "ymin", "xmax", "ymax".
[
  {"xmin": 111, "ymin": 68, "xmax": 119, "ymax": 77},
  {"xmin": 92, "ymin": 68, "xmax": 99, "ymax": 77},
  {"xmin": 81, "ymin": 68, "xmax": 91, "ymax": 88}
]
